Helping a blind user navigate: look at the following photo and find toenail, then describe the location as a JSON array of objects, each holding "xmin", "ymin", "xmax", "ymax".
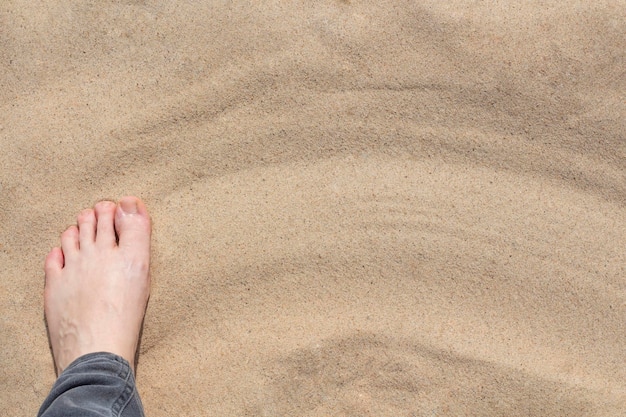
[{"xmin": 119, "ymin": 198, "xmax": 138, "ymax": 214}]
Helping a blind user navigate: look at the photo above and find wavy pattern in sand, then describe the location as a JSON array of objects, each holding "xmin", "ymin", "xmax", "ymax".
[{"xmin": 1, "ymin": 1, "xmax": 624, "ymax": 416}]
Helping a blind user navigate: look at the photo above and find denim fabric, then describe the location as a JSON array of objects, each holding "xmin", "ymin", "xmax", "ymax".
[{"xmin": 38, "ymin": 352, "xmax": 145, "ymax": 417}]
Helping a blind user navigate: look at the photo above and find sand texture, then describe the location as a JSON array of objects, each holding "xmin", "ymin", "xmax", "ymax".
[{"xmin": 1, "ymin": 1, "xmax": 625, "ymax": 415}]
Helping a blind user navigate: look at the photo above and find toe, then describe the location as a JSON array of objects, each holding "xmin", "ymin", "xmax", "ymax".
[
  {"xmin": 60, "ymin": 225, "xmax": 79, "ymax": 257},
  {"xmin": 94, "ymin": 200, "xmax": 117, "ymax": 247},
  {"xmin": 115, "ymin": 196, "xmax": 151, "ymax": 253},
  {"xmin": 77, "ymin": 208, "xmax": 96, "ymax": 248},
  {"xmin": 44, "ymin": 247, "xmax": 64, "ymax": 277}
]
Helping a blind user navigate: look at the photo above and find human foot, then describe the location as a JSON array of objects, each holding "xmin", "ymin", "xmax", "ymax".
[{"xmin": 44, "ymin": 196, "xmax": 151, "ymax": 375}]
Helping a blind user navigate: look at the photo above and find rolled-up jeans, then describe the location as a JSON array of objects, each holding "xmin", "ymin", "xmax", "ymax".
[{"xmin": 38, "ymin": 352, "xmax": 145, "ymax": 417}]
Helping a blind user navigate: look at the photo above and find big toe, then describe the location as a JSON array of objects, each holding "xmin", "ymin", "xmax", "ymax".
[{"xmin": 114, "ymin": 196, "xmax": 151, "ymax": 253}]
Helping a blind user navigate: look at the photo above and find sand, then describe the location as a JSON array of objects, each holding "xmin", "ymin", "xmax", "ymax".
[{"xmin": 1, "ymin": 1, "xmax": 625, "ymax": 415}]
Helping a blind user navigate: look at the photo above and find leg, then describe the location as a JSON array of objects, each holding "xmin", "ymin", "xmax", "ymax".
[{"xmin": 39, "ymin": 196, "xmax": 151, "ymax": 417}]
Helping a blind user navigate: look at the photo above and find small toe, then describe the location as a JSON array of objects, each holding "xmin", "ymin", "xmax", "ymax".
[
  {"xmin": 44, "ymin": 247, "xmax": 64, "ymax": 277},
  {"xmin": 115, "ymin": 196, "xmax": 151, "ymax": 253},
  {"xmin": 60, "ymin": 226, "xmax": 79, "ymax": 257},
  {"xmin": 77, "ymin": 208, "xmax": 96, "ymax": 248},
  {"xmin": 94, "ymin": 201, "xmax": 117, "ymax": 246}
]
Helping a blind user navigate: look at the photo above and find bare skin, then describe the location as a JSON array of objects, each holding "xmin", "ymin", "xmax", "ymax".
[{"xmin": 44, "ymin": 196, "xmax": 151, "ymax": 375}]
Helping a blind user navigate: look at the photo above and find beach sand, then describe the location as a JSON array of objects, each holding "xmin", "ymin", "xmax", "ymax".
[{"xmin": 1, "ymin": 1, "xmax": 625, "ymax": 415}]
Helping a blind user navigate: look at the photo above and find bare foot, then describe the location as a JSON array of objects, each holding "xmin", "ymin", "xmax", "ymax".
[{"xmin": 44, "ymin": 196, "xmax": 151, "ymax": 375}]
